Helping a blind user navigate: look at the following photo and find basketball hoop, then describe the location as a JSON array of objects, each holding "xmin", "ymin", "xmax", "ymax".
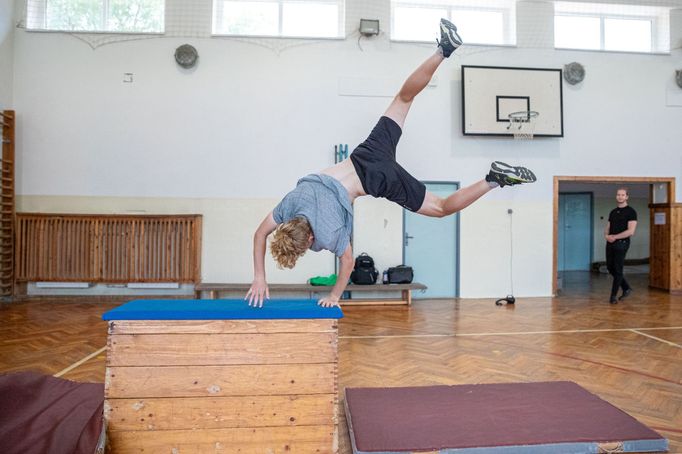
[{"xmin": 506, "ymin": 111, "xmax": 539, "ymax": 140}]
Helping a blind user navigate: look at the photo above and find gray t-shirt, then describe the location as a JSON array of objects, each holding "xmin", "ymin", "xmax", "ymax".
[{"xmin": 272, "ymin": 174, "xmax": 353, "ymax": 257}]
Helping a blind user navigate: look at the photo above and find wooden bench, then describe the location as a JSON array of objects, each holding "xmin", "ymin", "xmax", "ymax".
[{"xmin": 195, "ymin": 282, "xmax": 427, "ymax": 306}]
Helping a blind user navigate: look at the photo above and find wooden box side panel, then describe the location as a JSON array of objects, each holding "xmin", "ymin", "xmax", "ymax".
[
  {"xmin": 109, "ymin": 319, "xmax": 337, "ymax": 335},
  {"xmin": 107, "ymin": 425, "xmax": 337, "ymax": 453},
  {"xmin": 108, "ymin": 332, "xmax": 337, "ymax": 366},
  {"xmin": 105, "ymin": 394, "xmax": 337, "ymax": 431},
  {"xmin": 105, "ymin": 363, "xmax": 337, "ymax": 398}
]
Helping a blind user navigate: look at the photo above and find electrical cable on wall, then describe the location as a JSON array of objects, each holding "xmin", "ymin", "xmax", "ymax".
[{"xmin": 496, "ymin": 207, "xmax": 516, "ymax": 306}]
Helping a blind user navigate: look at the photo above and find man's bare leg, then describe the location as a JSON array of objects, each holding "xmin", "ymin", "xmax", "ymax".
[
  {"xmin": 384, "ymin": 51, "xmax": 446, "ymax": 129},
  {"xmin": 417, "ymin": 180, "xmax": 493, "ymax": 218},
  {"xmin": 380, "ymin": 28, "xmax": 487, "ymax": 218},
  {"xmin": 322, "ymin": 50, "xmax": 448, "ymax": 201},
  {"xmin": 384, "ymin": 18, "xmax": 462, "ymax": 127}
]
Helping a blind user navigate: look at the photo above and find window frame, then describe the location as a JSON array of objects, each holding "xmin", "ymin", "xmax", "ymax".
[
  {"xmin": 25, "ymin": 0, "xmax": 166, "ymax": 34},
  {"xmin": 602, "ymin": 14, "xmax": 654, "ymax": 53},
  {"xmin": 211, "ymin": 0, "xmax": 346, "ymax": 40},
  {"xmin": 554, "ymin": 12, "xmax": 655, "ymax": 53},
  {"xmin": 390, "ymin": 0, "xmax": 516, "ymax": 47},
  {"xmin": 553, "ymin": 0, "xmax": 671, "ymax": 55}
]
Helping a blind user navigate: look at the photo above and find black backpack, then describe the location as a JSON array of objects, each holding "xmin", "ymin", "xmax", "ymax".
[{"xmin": 350, "ymin": 253, "xmax": 379, "ymax": 285}]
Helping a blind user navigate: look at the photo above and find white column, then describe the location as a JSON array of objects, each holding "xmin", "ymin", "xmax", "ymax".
[
  {"xmin": 165, "ymin": 0, "xmax": 213, "ymax": 37},
  {"xmin": 670, "ymin": 9, "xmax": 682, "ymax": 53},
  {"xmin": 0, "ymin": 0, "xmax": 14, "ymax": 108},
  {"xmin": 516, "ymin": 1, "xmax": 554, "ymax": 49}
]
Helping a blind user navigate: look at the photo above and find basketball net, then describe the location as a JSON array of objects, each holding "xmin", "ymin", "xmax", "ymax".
[{"xmin": 507, "ymin": 111, "xmax": 539, "ymax": 140}]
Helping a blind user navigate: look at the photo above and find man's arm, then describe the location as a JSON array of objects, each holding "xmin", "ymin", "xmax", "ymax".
[
  {"xmin": 246, "ymin": 211, "xmax": 278, "ymax": 307},
  {"xmin": 610, "ymin": 220, "xmax": 637, "ymax": 240},
  {"xmin": 604, "ymin": 221, "xmax": 615, "ymax": 243},
  {"xmin": 318, "ymin": 244, "xmax": 354, "ymax": 308}
]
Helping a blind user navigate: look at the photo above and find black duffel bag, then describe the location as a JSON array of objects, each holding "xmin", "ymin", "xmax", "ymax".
[
  {"xmin": 350, "ymin": 253, "xmax": 379, "ymax": 285},
  {"xmin": 387, "ymin": 265, "xmax": 414, "ymax": 284}
]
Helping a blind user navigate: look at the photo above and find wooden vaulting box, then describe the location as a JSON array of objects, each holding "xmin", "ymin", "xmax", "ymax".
[{"xmin": 102, "ymin": 299, "xmax": 342, "ymax": 453}]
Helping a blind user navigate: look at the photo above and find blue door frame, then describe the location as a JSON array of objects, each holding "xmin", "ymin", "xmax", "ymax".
[
  {"xmin": 558, "ymin": 192, "xmax": 594, "ymax": 271},
  {"xmin": 402, "ymin": 181, "xmax": 460, "ymax": 298}
]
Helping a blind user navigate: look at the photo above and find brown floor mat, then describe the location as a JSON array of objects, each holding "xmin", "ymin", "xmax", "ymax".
[
  {"xmin": 344, "ymin": 381, "xmax": 667, "ymax": 453},
  {"xmin": 0, "ymin": 371, "xmax": 104, "ymax": 454}
]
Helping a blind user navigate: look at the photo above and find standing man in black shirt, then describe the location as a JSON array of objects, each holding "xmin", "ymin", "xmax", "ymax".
[{"xmin": 604, "ymin": 188, "xmax": 638, "ymax": 304}]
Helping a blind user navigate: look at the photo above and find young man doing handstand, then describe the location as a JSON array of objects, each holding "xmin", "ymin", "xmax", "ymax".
[{"xmin": 247, "ymin": 19, "xmax": 537, "ymax": 308}]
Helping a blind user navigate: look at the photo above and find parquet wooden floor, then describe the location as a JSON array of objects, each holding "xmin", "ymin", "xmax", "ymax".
[{"xmin": 1, "ymin": 271, "xmax": 680, "ymax": 453}]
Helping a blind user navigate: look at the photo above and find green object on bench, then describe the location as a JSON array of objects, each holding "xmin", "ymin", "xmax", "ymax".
[{"xmin": 309, "ymin": 274, "xmax": 338, "ymax": 286}]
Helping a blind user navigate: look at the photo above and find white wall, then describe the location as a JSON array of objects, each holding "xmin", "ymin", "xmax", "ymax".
[
  {"xmin": 0, "ymin": 0, "xmax": 14, "ymax": 108},
  {"xmin": 10, "ymin": 1, "xmax": 682, "ymax": 297}
]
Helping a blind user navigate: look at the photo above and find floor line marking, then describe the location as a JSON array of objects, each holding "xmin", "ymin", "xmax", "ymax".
[
  {"xmin": 340, "ymin": 326, "xmax": 682, "ymax": 339},
  {"xmin": 630, "ymin": 329, "xmax": 682, "ymax": 349},
  {"xmin": 474, "ymin": 337, "xmax": 682, "ymax": 387},
  {"xmin": 54, "ymin": 346, "xmax": 106, "ymax": 378},
  {"xmin": 636, "ymin": 326, "xmax": 682, "ymax": 331}
]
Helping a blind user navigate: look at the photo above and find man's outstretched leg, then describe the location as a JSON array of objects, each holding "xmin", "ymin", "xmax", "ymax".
[
  {"xmin": 349, "ymin": 19, "xmax": 535, "ymax": 218},
  {"xmin": 384, "ymin": 18, "xmax": 462, "ymax": 129},
  {"xmin": 417, "ymin": 162, "xmax": 537, "ymax": 218}
]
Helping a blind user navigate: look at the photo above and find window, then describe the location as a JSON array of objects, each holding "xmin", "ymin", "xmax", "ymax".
[
  {"xmin": 604, "ymin": 18, "xmax": 652, "ymax": 53},
  {"xmin": 554, "ymin": 16, "xmax": 600, "ymax": 50},
  {"xmin": 554, "ymin": 2, "xmax": 670, "ymax": 53},
  {"xmin": 391, "ymin": 0, "xmax": 515, "ymax": 46},
  {"xmin": 26, "ymin": 0, "xmax": 164, "ymax": 32},
  {"xmin": 212, "ymin": 0, "xmax": 345, "ymax": 38}
]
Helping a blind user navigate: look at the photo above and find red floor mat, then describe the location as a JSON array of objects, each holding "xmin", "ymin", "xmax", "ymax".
[
  {"xmin": 344, "ymin": 381, "xmax": 667, "ymax": 453},
  {"xmin": 0, "ymin": 372, "xmax": 104, "ymax": 454}
]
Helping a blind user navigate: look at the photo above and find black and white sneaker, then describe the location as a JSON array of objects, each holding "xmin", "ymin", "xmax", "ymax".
[
  {"xmin": 437, "ymin": 18, "xmax": 463, "ymax": 58},
  {"xmin": 486, "ymin": 161, "xmax": 537, "ymax": 187}
]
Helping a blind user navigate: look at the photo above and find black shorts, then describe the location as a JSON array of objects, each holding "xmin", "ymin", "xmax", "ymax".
[{"xmin": 349, "ymin": 116, "xmax": 426, "ymax": 212}]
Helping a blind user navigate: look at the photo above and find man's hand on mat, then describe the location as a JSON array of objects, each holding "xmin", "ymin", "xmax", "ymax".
[
  {"xmin": 318, "ymin": 295, "xmax": 340, "ymax": 308},
  {"xmin": 246, "ymin": 278, "xmax": 270, "ymax": 307}
]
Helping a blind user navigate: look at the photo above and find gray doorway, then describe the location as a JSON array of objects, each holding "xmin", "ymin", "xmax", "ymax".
[
  {"xmin": 403, "ymin": 182, "xmax": 459, "ymax": 298},
  {"xmin": 558, "ymin": 192, "xmax": 593, "ymax": 271}
]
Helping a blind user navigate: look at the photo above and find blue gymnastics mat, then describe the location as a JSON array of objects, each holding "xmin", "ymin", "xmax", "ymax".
[{"xmin": 102, "ymin": 298, "xmax": 343, "ymax": 321}]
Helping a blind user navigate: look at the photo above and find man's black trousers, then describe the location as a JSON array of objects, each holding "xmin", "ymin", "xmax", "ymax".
[{"xmin": 606, "ymin": 240, "xmax": 631, "ymax": 298}]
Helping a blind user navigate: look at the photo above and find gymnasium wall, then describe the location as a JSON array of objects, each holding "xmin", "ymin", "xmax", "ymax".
[{"xmin": 10, "ymin": 0, "xmax": 682, "ymax": 297}]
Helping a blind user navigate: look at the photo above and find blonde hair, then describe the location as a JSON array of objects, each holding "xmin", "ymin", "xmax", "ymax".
[{"xmin": 270, "ymin": 217, "xmax": 312, "ymax": 269}]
